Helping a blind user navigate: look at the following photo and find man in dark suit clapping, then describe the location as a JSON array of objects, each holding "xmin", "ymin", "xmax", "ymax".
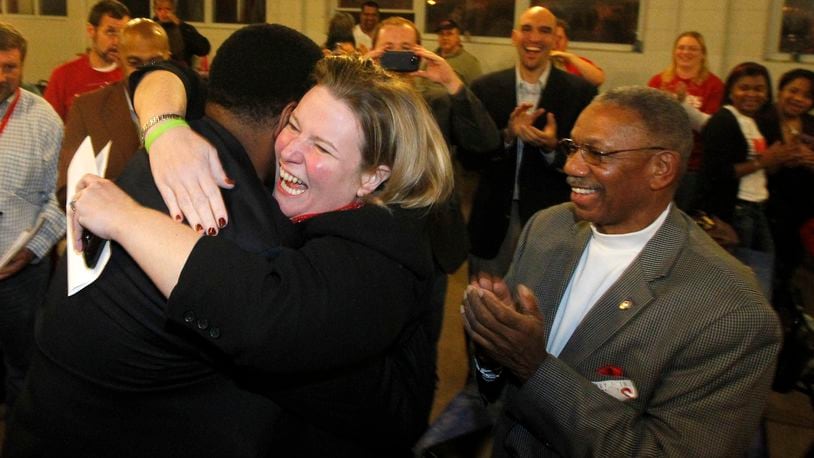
[{"xmin": 465, "ymin": 6, "xmax": 597, "ymax": 277}]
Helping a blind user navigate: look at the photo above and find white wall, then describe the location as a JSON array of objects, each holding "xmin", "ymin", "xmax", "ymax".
[
  {"xmin": 3, "ymin": 0, "xmax": 813, "ymax": 91},
  {"xmin": 2, "ymin": 1, "xmax": 88, "ymax": 83}
]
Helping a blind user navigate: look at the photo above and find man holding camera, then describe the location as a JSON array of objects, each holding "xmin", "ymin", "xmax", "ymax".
[{"xmin": 367, "ymin": 16, "xmax": 500, "ymax": 352}]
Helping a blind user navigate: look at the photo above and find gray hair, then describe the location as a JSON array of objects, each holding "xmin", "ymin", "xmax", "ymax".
[{"xmin": 595, "ymin": 86, "xmax": 693, "ymax": 164}]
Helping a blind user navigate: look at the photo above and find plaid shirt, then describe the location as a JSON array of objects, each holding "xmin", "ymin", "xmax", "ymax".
[{"xmin": 0, "ymin": 88, "xmax": 64, "ymax": 260}]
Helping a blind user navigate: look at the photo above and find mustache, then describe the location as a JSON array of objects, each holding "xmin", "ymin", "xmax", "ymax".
[{"xmin": 566, "ymin": 176, "xmax": 597, "ymax": 188}]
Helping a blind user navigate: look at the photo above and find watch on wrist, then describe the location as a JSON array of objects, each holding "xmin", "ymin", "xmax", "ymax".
[{"xmin": 474, "ymin": 356, "xmax": 504, "ymax": 382}]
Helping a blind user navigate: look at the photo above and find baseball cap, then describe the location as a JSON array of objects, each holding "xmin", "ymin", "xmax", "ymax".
[{"xmin": 435, "ymin": 19, "xmax": 460, "ymax": 33}]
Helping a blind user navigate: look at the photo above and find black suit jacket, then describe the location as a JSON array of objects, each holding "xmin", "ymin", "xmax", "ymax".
[
  {"xmin": 420, "ymin": 83, "xmax": 501, "ymax": 273},
  {"xmin": 6, "ymin": 118, "xmax": 293, "ymax": 458},
  {"xmin": 465, "ymin": 66, "xmax": 596, "ymax": 258}
]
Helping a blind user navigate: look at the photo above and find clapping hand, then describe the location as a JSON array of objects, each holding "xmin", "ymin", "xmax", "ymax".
[
  {"xmin": 462, "ymin": 275, "xmax": 548, "ymax": 383},
  {"xmin": 506, "ymin": 103, "xmax": 558, "ymax": 149}
]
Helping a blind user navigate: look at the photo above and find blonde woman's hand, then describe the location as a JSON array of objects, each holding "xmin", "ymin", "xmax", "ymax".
[
  {"xmin": 148, "ymin": 125, "xmax": 232, "ymax": 235},
  {"xmin": 69, "ymin": 174, "xmax": 141, "ymax": 251}
]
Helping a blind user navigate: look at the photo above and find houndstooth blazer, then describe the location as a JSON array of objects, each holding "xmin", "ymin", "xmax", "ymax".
[{"xmin": 491, "ymin": 203, "xmax": 781, "ymax": 457}]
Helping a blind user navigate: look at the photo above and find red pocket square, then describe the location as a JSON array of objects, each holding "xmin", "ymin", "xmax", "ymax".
[{"xmin": 597, "ymin": 365, "xmax": 624, "ymax": 377}]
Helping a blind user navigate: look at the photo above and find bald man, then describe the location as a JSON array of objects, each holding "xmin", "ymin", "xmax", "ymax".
[
  {"xmin": 466, "ymin": 6, "xmax": 597, "ymax": 277},
  {"xmin": 56, "ymin": 18, "xmax": 170, "ymax": 207}
]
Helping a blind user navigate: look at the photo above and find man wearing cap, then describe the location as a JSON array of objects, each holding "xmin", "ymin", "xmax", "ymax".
[{"xmin": 436, "ymin": 19, "xmax": 482, "ymax": 86}]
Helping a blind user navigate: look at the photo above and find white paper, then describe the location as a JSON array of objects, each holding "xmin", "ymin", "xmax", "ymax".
[
  {"xmin": 0, "ymin": 213, "xmax": 46, "ymax": 270},
  {"xmin": 66, "ymin": 136, "xmax": 111, "ymax": 296}
]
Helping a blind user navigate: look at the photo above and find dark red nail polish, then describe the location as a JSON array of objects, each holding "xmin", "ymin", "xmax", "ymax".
[
  {"xmin": 218, "ymin": 218, "xmax": 226, "ymax": 228},
  {"xmin": 195, "ymin": 224, "xmax": 203, "ymax": 232},
  {"xmin": 175, "ymin": 214, "xmax": 183, "ymax": 222},
  {"xmin": 225, "ymin": 177, "xmax": 235, "ymax": 185},
  {"xmin": 207, "ymin": 227, "xmax": 216, "ymax": 236}
]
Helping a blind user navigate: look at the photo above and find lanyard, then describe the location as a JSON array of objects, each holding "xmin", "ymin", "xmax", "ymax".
[{"xmin": 0, "ymin": 88, "xmax": 21, "ymax": 137}]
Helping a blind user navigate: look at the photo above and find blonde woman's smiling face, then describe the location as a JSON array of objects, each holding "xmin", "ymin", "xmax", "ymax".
[{"xmin": 273, "ymin": 85, "xmax": 378, "ymax": 218}]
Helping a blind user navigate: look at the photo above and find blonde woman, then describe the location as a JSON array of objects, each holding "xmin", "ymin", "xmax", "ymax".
[
  {"xmin": 70, "ymin": 55, "xmax": 451, "ymax": 456},
  {"xmin": 649, "ymin": 31, "xmax": 724, "ymax": 209}
]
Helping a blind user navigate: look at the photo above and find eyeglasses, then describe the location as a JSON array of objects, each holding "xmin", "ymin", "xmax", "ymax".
[{"xmin": 558, "ymin": 138, "xmax": 667, "ymax": 165}]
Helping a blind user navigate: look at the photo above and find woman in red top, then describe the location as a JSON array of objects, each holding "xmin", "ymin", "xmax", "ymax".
[{"xmin": 649, "ymin": 31, "xmax": 724, "ymax": 210}]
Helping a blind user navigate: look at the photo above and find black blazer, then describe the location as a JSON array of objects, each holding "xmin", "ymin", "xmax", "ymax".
[
  {"xmin": 6, "ymin": 119, "xmax": 290, "ymax": 458},
  {"xmin": 761, "ymin": 109, "xmax": 814, "ymax": 283},
  {"xmin": 421, "ymin": 84, "xmax": 501, "ymax": 273},
  {"xmin": 464, "ymin": 66, "xmax": 597, "ymax": 258}
]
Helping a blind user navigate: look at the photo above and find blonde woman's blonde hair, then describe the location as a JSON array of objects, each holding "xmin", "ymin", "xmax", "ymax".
[
  {"xmin": 314, "ymin": 55, "xmax": 453, "ymax": 209},
  {"xmin": 661, "ymin": 31, "xmax": 710, "ymax": 85}
]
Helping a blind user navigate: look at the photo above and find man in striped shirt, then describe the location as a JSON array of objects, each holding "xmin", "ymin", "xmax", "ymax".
[{"xmin": 0, "ymin": 22, "xmax": 64, "ymax": 409}]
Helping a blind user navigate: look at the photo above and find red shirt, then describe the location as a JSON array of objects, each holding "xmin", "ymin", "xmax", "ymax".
[
  {"xmin": 44, "ymin": 54, "xmax": 123, "ymax": 121},
  {"xmin": 648, "ymin": 72, "xmax": 724, "ymax": 171}
]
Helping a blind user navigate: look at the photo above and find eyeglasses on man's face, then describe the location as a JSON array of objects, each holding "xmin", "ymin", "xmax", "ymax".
[{"xmin": 558, "ymin": 138, "xmax": 667, "ymax": 165}]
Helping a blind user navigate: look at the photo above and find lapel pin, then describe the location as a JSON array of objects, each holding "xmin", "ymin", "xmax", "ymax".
[{"xmin": 618, "ymin": 300, "xmax": 633, "ymax": 310}]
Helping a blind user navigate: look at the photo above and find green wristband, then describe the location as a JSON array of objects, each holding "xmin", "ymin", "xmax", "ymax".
[{"xmin": 144, "ymin": 118, "xmax": 189, "ymax": 152}]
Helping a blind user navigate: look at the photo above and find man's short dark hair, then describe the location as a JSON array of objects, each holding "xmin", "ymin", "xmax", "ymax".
[
  {"xmin": 361, "ymin": 1, "xmax": 379, "ymax": 11},
  {"xmin": 207, "ymin": 24, "xmax": 323, "ymax": 125},
  {"xmin": 0, "ymin": 22, "xmax": 27, "ymax": 61},
  {"xmin": 88, "ymin": 0, "xmax": 130, "ymax": 27}
]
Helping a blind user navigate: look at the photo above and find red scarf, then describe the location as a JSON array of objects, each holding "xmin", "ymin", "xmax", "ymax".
[{"xmin": 290, "ymin": 200, "xmax": 364, "ymax": 224}]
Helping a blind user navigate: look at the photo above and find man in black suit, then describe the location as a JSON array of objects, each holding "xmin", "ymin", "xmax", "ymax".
[
  {"xmin": 367, "ymin": 16, "xmax": 500, "ymax": 349},
  {"xmin": 4, "ymin": 24, "xmax": 322, "ymax": 457},
  {"xmin": 466, "ymin": 6, "xmax": 597, "ymax": 276},
  {"xmin": 415, "ymin": 10, "xmax": 596, "ymax": 453}
]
